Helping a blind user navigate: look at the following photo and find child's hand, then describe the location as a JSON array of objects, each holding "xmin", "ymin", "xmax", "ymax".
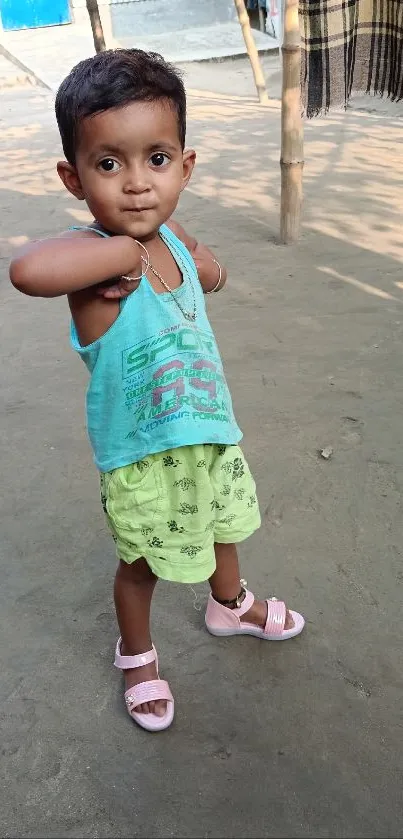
[
  {"xmin": 96, "ymin": 275, "xmax": 141, "ymax": 299},
  {"xmin": 167, "ymin": 218, "xmax": 227, "ymax": 293}
]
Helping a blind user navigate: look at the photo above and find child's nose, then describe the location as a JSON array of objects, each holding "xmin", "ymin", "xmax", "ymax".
[{"xmin": 123, "ymin": 164, "xmax": 150, "ymax": 194}]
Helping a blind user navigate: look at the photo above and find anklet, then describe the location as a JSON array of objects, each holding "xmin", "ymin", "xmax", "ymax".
[{"xmin": 213, "ymin": 588, "xmax": 246, "ymax": 609}]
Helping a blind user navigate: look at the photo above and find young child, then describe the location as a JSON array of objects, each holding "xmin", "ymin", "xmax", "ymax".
[{"xmin": 10, "ymin": 49, "xmax": 304, "ymax": 732}]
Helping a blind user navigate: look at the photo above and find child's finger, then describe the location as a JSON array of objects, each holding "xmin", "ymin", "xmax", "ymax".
[
  {"xmin": 96, "ymin": 285, "xmax": 121, "ymax": 298},
  {"xmin": 96, "ymin": 283, "xmax": 135, "ymax": 299}
]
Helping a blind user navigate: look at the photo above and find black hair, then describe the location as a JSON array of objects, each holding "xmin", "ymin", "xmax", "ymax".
[{"xmin": 55, "ymin": 48, "xmax": 186, "ymax": 164}]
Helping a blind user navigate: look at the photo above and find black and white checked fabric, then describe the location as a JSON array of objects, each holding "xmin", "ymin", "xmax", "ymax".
[{"xmin": 299, "ymin": 0, "xmax": 403, "ymax": 117}]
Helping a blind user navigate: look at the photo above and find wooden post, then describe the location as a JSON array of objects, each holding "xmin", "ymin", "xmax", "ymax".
[
  {"xmin": 233, "ymin": 0, "xmax": 269, "ymax": 104},
  {"xmin": 86, "ymin": 0, "xmax": 106, "ymax": 53},
  {"xmin": 280, "ymin": 0, "xmax": 303, "ymax": 243}
]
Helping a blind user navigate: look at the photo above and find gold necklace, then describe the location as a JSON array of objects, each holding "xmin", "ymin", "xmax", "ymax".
[
  {"xmin": 147, "ymin": 262, "xmax": 196, "ymax": 322},
  {"xmin": 122, "ymin": 239, "xmax": 197, "ymax": 322}
]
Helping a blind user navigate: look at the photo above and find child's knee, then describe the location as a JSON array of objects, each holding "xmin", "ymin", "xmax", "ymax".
[{"xmin": 117, "ymin": 557, "xmax": 157, "ymax": 583}]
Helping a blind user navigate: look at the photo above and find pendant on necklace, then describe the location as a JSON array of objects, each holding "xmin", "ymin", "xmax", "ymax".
[{"xmin": 184, "ymin": 311, "xmax": 196, "ymax": 321}]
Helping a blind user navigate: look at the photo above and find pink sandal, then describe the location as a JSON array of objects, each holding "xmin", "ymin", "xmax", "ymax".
[
  {"xmin": 114, "ymin": 640, "xmax": 174, "ymax": 732},
  {"xmin": 205, "ymin": 589, "xmax": 305, "ymax": 640}
]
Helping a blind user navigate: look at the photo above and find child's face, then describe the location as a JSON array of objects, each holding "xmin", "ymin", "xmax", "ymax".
[{"xmin": 58, "ymin": 99, "xmax": 195, "ymax": 240}]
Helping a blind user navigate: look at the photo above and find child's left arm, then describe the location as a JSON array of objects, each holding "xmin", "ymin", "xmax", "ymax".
[{"xmin": 166, "ymin": 219, "xmax": 227, "ymax": 294}]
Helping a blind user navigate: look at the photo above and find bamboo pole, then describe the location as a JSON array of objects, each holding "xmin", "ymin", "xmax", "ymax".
[
  {"xmin": 280, "ymin": 0, "xmax": 303, "ymax": 243},
  {"xmin": 233, "ymin": 0, "xmax": 269, "ymax": 104},
  {"xmin": 86, "ymin": 0, "xmax": 106, "ymax": 53}
]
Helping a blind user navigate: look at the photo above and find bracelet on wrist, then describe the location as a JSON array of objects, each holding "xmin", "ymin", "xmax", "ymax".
[
  {"xmin": 121, "ymin": 239, "xmax": 150, "ymax": 283},
  {"xmin": 205, "ymin": 258, "xmax": 223, "ymax": 294}
]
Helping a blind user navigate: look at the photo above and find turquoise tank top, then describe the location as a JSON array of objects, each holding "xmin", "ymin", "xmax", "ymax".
[{"xmin": 71, "ymin": 224, "xmax": 242, "ymax": 471}]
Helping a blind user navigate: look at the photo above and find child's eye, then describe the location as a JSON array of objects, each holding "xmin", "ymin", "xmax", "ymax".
[
  {"xmin": 149, "ymin": 153, "xmax": 170, "ymax": 167},
  {"xmin": 98, "ymin": 158, "xmax": 120, "ymax": 172}
]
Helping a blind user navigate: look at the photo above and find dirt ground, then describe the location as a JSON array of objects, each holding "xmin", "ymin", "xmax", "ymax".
[{"xmin": 1, "ymin": 62, "xmax": 403, "ymax": 838}]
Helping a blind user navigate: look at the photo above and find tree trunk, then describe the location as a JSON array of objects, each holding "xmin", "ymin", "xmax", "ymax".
[
  {"xmin": 86, "ymin": 0, "xmax": 106, "ymax": 53},
  {"xmin": 233, "ymin": 0, "xmax": 268, "ymax": 104},
  {"xmin": 280, "ymin": 0, "xmax": 303, "ymax": 243}
]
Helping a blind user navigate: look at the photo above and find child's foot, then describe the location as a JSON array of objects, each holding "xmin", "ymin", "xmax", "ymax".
[
  {"xmin": 121, "ymin": 646, "xmax": 167, "ymax": 717},
  {"xmin": 240, "ymin": 598, "xmax": 295, "ymax": 631},
  {"xmin": 205, "ymin": 589, "xmax": 304, "ymax": 640}
]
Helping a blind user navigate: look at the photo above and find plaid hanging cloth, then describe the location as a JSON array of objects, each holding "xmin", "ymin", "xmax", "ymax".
[{"xmin": 299, "ymin": 0, "xmax": 403, "ymax": 117}]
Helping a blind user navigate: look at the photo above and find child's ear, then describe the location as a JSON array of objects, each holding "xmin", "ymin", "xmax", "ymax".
[
  {"xmin": 57, "ymin": 161, "xmax": 85, "ymax": 200},
  {"xmin": 181, "ymin": 149, "xmax": 196, "ymax": 191}
]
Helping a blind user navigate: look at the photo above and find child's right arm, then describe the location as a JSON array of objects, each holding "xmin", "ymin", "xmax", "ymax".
[{"xmin": 10, "ymin": 231, "xmax": 141, "ymax": 298}]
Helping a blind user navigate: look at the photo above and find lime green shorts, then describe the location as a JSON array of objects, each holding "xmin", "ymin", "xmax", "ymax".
[{"xmin": 100, "ymin": 444, "xmax": 261, "ymax": 584}]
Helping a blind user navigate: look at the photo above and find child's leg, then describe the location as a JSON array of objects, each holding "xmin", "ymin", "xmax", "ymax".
[
  {"xmin": 209, "ymin": 543, "xmax": 294, "ymax": 629},
  {"xmin": 114, "ymin": 558, "xmax": 167, "ymax": 717}
]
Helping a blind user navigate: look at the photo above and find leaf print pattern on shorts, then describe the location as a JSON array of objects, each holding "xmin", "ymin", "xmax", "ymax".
[
  {"xmin": 180, "ymin": 544, "xmax": 203, "ymax": 557},
  {"xmin": 148, "ymin": 536, "xmax": 164, "ymax": 548},
  {"xmin": 99, "ymin": 445, "xmax": 260, "ymax": 581},
  {"xmin": 168, "ymin": 520, "xmax": 185, "ymax": 533},
  {"xmin": 232, "ymin": 458, "xmax": 245, "ymax": 480},
  {"xmin": 210, "ymin": 499, "xmax": 225, "ymax": 512},
  {"xmin": 163, "ymin": 455, "xmax": 181, "ymax": 467},
  {"xmin": 220, "ymin": 514, "xmax": 237, "ymax": 526},
  {"xmin": 174, "ymin": 477, "xmax": 197, "ymax": 491},
  {"xmin": 100, "ymin": 491, "xmax": 107, "ymax": 515},
  {"xmin": 178, "ymin": 502, "xmax": 198, "ymax": 515},
  {"xmin": 221, "ymin": 457, "xmax": 245, "ymax": 481},
  {"xmin": 141, "ymin": 525, "xmax": 154, "ymax": 537}
]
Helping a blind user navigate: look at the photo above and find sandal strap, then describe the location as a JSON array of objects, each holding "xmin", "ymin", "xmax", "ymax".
[
  {"xmin": 124, "ymin": 679, "xmax": 173, "ymax": 710},
  {"xmin": 230, "ymin": 588, "xmax": 255, "ymax": 616},
  {"xmin": 264, "ymin": 598, "xmax": 286, "ymax": 636},
  {"xmin": 114, "ymin": 638, "xmax": 156, "ymax": 670}
]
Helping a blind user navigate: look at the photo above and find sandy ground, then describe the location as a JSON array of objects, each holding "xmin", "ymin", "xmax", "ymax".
[{"xmin": 1, "ymin": 62, "xmax": 403, "ymax": 838}]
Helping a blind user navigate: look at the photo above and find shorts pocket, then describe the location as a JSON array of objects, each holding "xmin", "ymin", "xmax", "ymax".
[{"xmin": 103, "ymin": 459, "xmax": 166, "ymax": 532}]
